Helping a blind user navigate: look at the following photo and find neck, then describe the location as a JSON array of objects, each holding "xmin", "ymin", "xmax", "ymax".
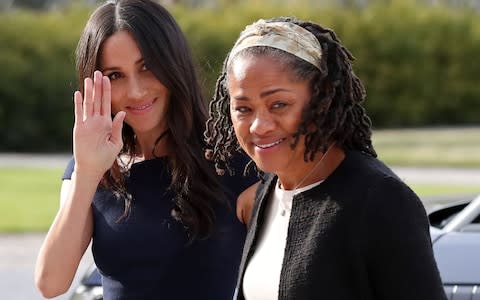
[
  {"xmin": 135, "ymin": 128, "xmax": 170, "ymax": 160},
  {"xmin": 279, "ymin": 144, "xmax": 345, "ymax": 190}
]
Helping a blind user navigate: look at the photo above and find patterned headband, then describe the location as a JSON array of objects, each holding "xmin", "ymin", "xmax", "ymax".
[{"xmin": 227, "ymin": 19, "xmax": 322, "ymax": 70}]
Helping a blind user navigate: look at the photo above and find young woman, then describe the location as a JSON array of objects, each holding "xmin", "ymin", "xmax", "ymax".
[
  {"xmin": 205, "ymin": 17, "xmax": 447, "ymax": 300},
  {"xmin": 35, "ymin": 1, "xmax": 257, "ymax": 299}
]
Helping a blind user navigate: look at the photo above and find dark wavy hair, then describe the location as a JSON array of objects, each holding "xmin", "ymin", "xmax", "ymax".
[
  {"xmin": 205, "ymin": 16, "xmax": 376, "ymax": 175},
  {"xmin": 76, "ymin": 0, "xmax": 223, "ymax": 239}
]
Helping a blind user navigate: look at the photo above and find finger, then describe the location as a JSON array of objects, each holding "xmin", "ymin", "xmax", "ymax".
[
  {"xmin": 92, "ymin": 71, "xmax": 102, "ymax": 115},
  {"xmin": 101, "ymin": 76, "xmax": 112, "ymax": 117},
  {"xmin": 111, "ymin": 111, "xmax": 126, "ymax": 145},
  {"xmin": 83, "ymin": 77, "xmax": 93, "ymax": 120},
  {"xmin": 73, "ymin": 91, "xmax": 83, "ymax": 124}
]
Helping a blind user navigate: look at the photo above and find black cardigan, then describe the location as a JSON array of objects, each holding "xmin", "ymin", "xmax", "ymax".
[{"xmin": 235, "ymin": 151, "xmax": 447, "ymax": 300}]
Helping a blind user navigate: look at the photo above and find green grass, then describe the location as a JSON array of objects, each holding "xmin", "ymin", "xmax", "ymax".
[
  {"xmin": 1, "ymin": 127, "xmax": 479, "ymax": 232},
  {"xmin": 411, "ymin": 184, "xmax": 479, "ymax": 197},
  {"xmin": 0, "ymin": 167, "xmax": 63, "ymax": 232},
  {"xmin": 1, "ymin": 167, "xmax": 476, "ymax": 233},
  {"xmin": 373, "ymin": 127, "xmax": 480, "ymax": 168}
]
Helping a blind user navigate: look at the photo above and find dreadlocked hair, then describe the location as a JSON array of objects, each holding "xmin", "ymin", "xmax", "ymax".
[
  {"xmin": 294, "ymin": 17, "xmax": 377, "ymax": 160},
  {"xmin": 205, "ymin": 73, "xmax": 241, "ymax": 175},
  {"xmin": 204, "ymin": 16, "xmax": 376, "ymax": 170}
]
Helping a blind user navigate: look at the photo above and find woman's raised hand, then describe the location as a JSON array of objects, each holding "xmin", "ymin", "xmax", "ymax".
[{"xmin": 73, "ymin": 70, "xmax": 126, "ymax": 181}]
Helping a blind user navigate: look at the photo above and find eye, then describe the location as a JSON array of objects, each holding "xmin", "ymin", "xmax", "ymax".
[
  {"xmin": 106, "ymin": 72, "xmax": 122, "ymax": 81},
  {"xmin": 232, "ymin": 106, "xmax": 251, "ymax": 114},
  {"xmin": 141, "ymin": 64, "xmax": 148, "ymax": 71},
  {"xmin": 271, "ymin": 102, "xmax": 287, "ymax": 110}
]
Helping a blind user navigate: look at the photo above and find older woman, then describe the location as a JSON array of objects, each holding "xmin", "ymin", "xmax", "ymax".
[{"xmin": 205, "ymin": 17, "xmax": 447, "ymax": 300}]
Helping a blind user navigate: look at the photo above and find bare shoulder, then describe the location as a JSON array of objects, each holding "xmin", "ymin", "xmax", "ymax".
[{"xmin": 236, "ymin": 182, "xmax": 260, "ymax": 226}]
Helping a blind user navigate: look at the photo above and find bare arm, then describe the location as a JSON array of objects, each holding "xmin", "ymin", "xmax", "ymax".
[
  {"xmin": 236, "ymin": 182, "xmax": 260, "ymax": 226},
  {"xmin": 35, "ymin": 72, "xmax": 125, "ymax": 298},
  {"xmin": 35, "ymin": 177, "xmax": 95, "ymax": 298}
]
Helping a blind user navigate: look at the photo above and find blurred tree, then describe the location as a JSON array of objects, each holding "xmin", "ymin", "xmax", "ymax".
[
  {"xmin": 13, "ymin": 0, "xmax": 49, "ymax": 9},
  {"xmin": 0, "ymin": 0, "xmax": 14, "ymax": 11}
]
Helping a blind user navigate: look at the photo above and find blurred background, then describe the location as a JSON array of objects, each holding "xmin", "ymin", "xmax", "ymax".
[{"xmin": 0, "ymin": 0, "xmax": 479, "ymax": 299}]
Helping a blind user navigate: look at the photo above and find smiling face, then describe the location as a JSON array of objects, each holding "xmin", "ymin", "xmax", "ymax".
[
  {"xmin": 228, "ymin": 54, "xmax": 312, "ymax": 180},
  {"xmin": 99, "ymin": 30, "xmax": 170, "ymax": 137}
]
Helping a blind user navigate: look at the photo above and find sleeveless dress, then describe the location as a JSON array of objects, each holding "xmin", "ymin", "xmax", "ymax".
[{"xmin": 63, "ymin": 155, "xmax": 257, "ymax": 300}]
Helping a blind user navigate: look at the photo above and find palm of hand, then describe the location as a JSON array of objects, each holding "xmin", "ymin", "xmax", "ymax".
[{"xmin": 73, "ymin": 71, "xmax": 126, "ymax": 179}]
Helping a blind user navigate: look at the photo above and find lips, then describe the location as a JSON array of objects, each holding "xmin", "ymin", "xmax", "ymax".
[
  {"xmin": 126, "ymin": 99, "xmax": 156, "ymax": 115},
  {"xmin": 254, "ymin": 138, "xmax": 286, "ymax": 149},
  {"xmin": 127, "ymin": 100, "xmax": 155, "ymax": 112}
]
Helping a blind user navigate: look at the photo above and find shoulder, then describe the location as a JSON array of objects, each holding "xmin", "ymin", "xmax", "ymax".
[
  {"xmin": 329, "ymin": 150, "xmax": 425, "ymax": 221},
  {"xmin": 361, "ymin": 173, "xmax": 430, "ymax": 246},
  {"xmin": 341, "ymin": 151, "xmax": 424, "ymax": 217},
  {"xmin": 368, "ymin": 175, "xmax": 426, "ymax": 223},
  {"xmin": 330, "ymin": 150, "xmax": 408, "ymax": 195},
  {"xmin": 236, "ymin": 182, "xmax": 260, "ymax": 225},
  {"xmin": 341, "ymin": 150, "xmax": 399, "ymax": 181}
]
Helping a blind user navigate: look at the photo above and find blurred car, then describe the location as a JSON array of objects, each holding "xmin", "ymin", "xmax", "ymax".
[
  {"xmin": 70, "ymin": 263, "xmax": 102, "ymax": 300},
  {"xmin": 429, "ymin": 194, "xmax": 480, "ymax": 299},
  {"xmin": 70, "ymin": 194, "xmax": 480, "ymax": 300}
]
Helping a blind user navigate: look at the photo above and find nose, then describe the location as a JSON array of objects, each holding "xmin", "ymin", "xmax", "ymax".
[
  {"xmin": 250, "ymin": 110, "xmax": 275, "ymax": 135},
  {"xmin": 127, "ymin": 75, "xmax": 147, "ymax": 101}
]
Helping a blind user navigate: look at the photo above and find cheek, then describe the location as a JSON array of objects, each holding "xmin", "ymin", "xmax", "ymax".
[
  {"xmin": 230, "ymin": 116, "xmax": 246, "ymax": 142},
  {"xmin": 110, "ymin": 101, "xmax": 120, "ymax": 114},
  {"xmin": 109, "ymin": 87, "xmax": 122, "ymax": 113},
  {"xmin": 287, "ymin": 109, "xmax": 306, "ymax": 131},
  {"xmin": 230, "ymin": 116, "xmax": 240, "ymax": 135},
  {"xmin": 229, "ymin": 107, "xmax": 240, "ymax": 130},
  {"xmin": 233, "ymin": 126, "xmax": 248, "ymax": 150}
]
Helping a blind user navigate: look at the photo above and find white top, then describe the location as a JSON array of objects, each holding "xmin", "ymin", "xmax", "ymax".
[{"xmin": 242, "ymin": 179, "xmax": 323, "ymax": 300}]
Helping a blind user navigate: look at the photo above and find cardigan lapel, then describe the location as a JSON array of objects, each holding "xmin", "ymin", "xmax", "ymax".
[{"xmin": 235, "ymin": 173, "xmax": 277, "ymax": 299}]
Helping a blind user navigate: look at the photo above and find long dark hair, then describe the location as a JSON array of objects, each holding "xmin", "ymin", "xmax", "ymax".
[
  {"xmin": 76, "ymin": 0, "xmax": 223, "ymax": 239},
  {"xmin": 205, "ymin": 16, "xmax": 376, "ymax": 174}
]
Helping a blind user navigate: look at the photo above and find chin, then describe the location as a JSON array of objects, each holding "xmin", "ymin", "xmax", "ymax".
[{"xmin": 252, "ymin": 160, "xmax": 278, "ymax": 174}]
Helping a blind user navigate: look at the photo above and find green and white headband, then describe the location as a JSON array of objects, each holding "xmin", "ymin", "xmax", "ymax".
[{"xmin": 227, "ymin": 19, "xmax": 322, "ymax": 70}]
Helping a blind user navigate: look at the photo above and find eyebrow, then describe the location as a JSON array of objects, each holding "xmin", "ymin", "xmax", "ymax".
[
  {"xmin": 101, "ymin": 57, "xmax": 145, "ymax": 72},
  {"xmin": 233, "ymin": 88, "xmax": 290, "ymax": 101}
]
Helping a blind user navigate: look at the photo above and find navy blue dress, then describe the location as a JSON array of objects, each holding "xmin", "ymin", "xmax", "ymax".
[{"xmin": 63, "ymin": 156, "xmax": 257, "ymax": 300}]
